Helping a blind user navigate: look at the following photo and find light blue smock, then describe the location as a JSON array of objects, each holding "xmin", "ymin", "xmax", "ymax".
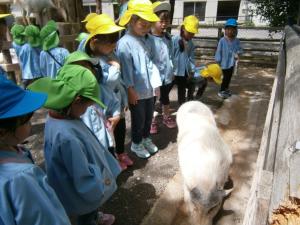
[
  {"xmin": 19, "ymin": 43, "xmax": 42, "ymax": 80},
  {"xmin": 81, "ymin": 82, "xmax": 120, "ymax": 150},
  {"xmin": 77, "ymin": 38, "xmax": 86, "ymax": 51},
  {"xmin": 40, "ymin": 47, "xmax": 69, "ymax": 78},
  {"xmin": 172, "ymin": 35, "xmax": 196, "ymax": 77},
  {"xmin": 116, "ymin": 32, "xmax": 159, "ymax": 100},
  {"xmin": 0, "ymin": 149, "xmax": 71, "ymax": 225},
  {"xmin": 151, "ymin": 34, "xmax": 174, "ymax": 85},
  {"xmin": 100, "ymin": 56, "xmax": 128, "ymax": 113},
  {"xmin": 44, "ymin": 117, "xmax": 121, "ymax": 215},
  {"xmin": 12, "ymin": 42, "xmax": 23, "ymax": 60},
  {"xmin": 215, "ymin": 37, "xmax": 242, "ymax": 70}
]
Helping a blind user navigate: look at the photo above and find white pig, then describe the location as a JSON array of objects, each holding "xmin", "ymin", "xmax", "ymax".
[{"xmin": 177, "ymin": 101, "xmax": 233, "ymax": 225}]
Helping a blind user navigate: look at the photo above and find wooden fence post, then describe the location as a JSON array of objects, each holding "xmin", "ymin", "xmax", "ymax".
[{"xmin": 0, "ymin": 4, "xmax": 18, "ymax": 83}]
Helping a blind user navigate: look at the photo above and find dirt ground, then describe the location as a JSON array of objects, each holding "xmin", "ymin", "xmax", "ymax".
[{"xmin": 26, "ymin": 64, "xmax": 275, "ymax": 225}]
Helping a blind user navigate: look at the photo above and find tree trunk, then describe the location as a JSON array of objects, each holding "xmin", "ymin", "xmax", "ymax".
[{"xmin": 96, "ymin": 0, "xmax": 102, "ymax": 14}]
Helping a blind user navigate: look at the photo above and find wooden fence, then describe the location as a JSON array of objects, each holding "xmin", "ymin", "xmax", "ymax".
[{"xmin": 242, "ymin": 25, "xmax": 300, "ymax": 225}]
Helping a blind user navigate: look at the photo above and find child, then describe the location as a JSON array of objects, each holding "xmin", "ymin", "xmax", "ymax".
[
  {"xmin": 10, "ymin": 24, "xmax": 26, "ymax": 59},
  {"xmin": 117, "ymin": 0, "xmax": 161, "ymax": 158},
  {"xmin": 28, "ymin": 52, "xmax": 120, "ymax": 225},
  {"xmin": 77, "ymin": 13, "xmax": 98, "ymax": 51},
  {"xmin": 75, "ymin": 32, "xmax": 88, "ymax": 48},
  {"xmin": 19, "ymin": 25, "xmax": 42, "ymax": 87},
  {"xmin": 81, "ymin": 14, "xmax": 133, "ymax": 170},
  {"xmin": 150, "ymin": 1, "xmax": 176, "ymax": 134},
  {"xmin": 172, "ymin": 15, "xmax": 199, "ymax": 105},
  {"xmin": 215, "ymin": 18, "xmax": 242, "ymax": 99},
  {"xmin": 40, "ymin": 20, "xmax": 69, "ymax": 78},
  {"xmin": 192, "ymin": 63, "xmax": 222, "ymax": 98},
  {"xmin": 0, "ymin": 76, "xmax": 71, "ymax": 225}
]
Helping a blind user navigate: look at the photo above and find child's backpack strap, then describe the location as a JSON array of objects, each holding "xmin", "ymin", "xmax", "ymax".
[{"xmin": 47, "ymin": 50, "xmax": 63, "ymax": 67}]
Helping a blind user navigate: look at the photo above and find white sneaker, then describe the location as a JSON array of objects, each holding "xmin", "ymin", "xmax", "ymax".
[
  {"xmin": 143, "ymin": 138, "xmax": 158, "ymax": 154},
  {"xmin": 131, "ymin": 142, "xmax": 151, "ymax": 159}
]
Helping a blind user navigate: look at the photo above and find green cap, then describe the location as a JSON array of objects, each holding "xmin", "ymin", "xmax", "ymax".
[
  {"xmin": 24, "ymin": 25, "xmax": 41, "ymax": 47},
  {"xmin": 40, "ymin": 20, "xmax": 59, "ymax": 51},
  {"xmin": 10, "ymin": 24, "xmax": 26, "ymax": 45},
  {"xmin": 64, "ymin": 51, "xmax": 92, "ymax": 65},
  {"xmin": 75, "ymin": 32, "xmax": 89, "ymax": 42},
  {"xmin": 28, "ymin": 64, "xmax": 106, "ymax": 110}
]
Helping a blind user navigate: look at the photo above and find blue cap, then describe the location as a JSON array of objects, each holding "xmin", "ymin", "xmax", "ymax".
[
  {"xmin": 0, "ymin": 76, "xmax": 47, "ymax": 119},
  {"xmin": 225, "ymin": 18, "xmax": 237, "ymax": 27}
]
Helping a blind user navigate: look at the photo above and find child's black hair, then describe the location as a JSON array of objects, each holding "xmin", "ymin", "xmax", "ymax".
[
  {"xmin": 0, "ymin": 113, "xmax": 33, "ymax": 133},
  {"xmin": 85, "ymin": 32, "xmax": 119, "ymax": 55},
  {"xmin": 155, "ymin": 10, "xmax": 170, "ymax": 21}
]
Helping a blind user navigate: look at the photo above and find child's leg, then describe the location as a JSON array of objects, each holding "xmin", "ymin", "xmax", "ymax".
[
  {"xmin": 143, "ymin": 97, "xmax": 155, "ymax": 139},
  {"xmin": 175, "ymin": 76, "xmax": 187, "ymax": 105},
  {"xmin": 114, "ymin": 117, "xmax": 133, "ymax": 167},
  {"xmin": 220, "ymin": 67, "xmax": 234, "ymax": 92},
  {"xmin": 186, "ymin": 80, "xmax": 195, "ymax": 101},
  {"xmin": 142, "ymin": 97, "xmax": 158, "ymax": 154},
  {"xmin": 150, "ymin": 96, "xmax": 158, "ymax": 134},
  {"xmin": 160, "ymin": 83, "xmax": 176, "ymax": 128},
  {"xmin": 195, "ymin": 78, "xmax": 208, "ymax": 98},
  {"xmin": 129, "ymin": 100, "xmax": 146, "ymax": 144},
  {"xmin": 77, "ymin": 210, "xmax": 98, "ymax": 225},
  {"xmin": 114, "ymin": 117, "xmax": 126, "ymax": 154}
]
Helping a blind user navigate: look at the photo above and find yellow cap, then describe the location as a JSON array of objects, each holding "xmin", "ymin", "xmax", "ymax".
[
  {"xmin": 119, "ymin": 0, "xmax": 160, "ymax": 26},
  {"xmin": 82, "ymin": 13, "xmax": 98, "ymax": 23},
  {"xmin": 201, "ymin": 64, "xmax": 222, "ymax": 85},
  {"xmin": 183, "ymin": 15, "xmax": 199, "ymax": 34},
  {"xmin": 85, "ymin": 14, "xmax": 125, "ymax": 43},
  {"xmin": 152, "ymin": 1, "xmax": 171, "ymax": 13},
  {"xmin": 0, "ymin": 14, "xmax": 11, "ymax": 19}
]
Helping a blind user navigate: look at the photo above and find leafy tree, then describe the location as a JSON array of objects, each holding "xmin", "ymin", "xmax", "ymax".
[{"xmin": 253, "ymin": 0, "xmax": 300, "ymax": 26}]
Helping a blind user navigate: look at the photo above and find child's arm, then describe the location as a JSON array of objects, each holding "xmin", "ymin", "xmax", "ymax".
[
  {"xmin": 215, "ymin": 39, "xmax": 223, "ymax": 64},
  {"xmin": 116, "ymin": 43, "xmax": 139, "ymax": 105},
  {"xmin": 188, "ymin": 42, "xmax": 196, "ymax": 74},
  {"xmin": 5, "ymin": 168, "xmax": 71, "ymax": 225}
]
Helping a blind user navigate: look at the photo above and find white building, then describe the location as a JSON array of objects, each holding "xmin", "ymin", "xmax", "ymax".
[{"xmin": 83, "ymin": 0, "xmax": 267, "ymax": 26}]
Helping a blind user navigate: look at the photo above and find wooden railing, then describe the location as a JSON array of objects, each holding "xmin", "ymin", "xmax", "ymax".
[{"xmin": 242, "ymin": 25, "xmax": 300, "ymax": 225}]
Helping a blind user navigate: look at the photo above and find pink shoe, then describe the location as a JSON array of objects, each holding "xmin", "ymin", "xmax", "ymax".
[
  {"xmin": 150, "ymin": 121, "xmax": 158, "ymax": 134},
  {"xmin": 97, "ymin": 212, "xmax": 115, "ymax": 225},
  {"xmin": 117, "ymin": 153, "xmax": 134, "ymax": 166},
  {"xmin": 163, "ymin": 116, "xmax": 177, "ymax": 129}
]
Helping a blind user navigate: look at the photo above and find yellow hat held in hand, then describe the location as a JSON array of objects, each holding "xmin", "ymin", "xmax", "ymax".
[
  {"xmin": 183, "ymin": 15, "xmax": 199, "ymax": 34},
  {"xmin": 201, "ymin": 64, "xmax": 222, "ymax": 85},
  {"xmin": 119, "ymin": 0, "xmax": 160, "ymax": 26},
  {"xmin": 85, "ymin": 14, "xmax": 124, "ymax": 43}
]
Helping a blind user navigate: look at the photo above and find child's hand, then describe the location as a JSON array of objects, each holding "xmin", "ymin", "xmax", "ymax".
[
  {"xmin": 234, "ymin": 54, "xmax": 239, "ymax": 61},
  {"xmin": 128, "ymin": 87, "xmax": 139, "ymax": 105},
  {"xmin": 154, "ymin": 87, "xmax": 160, "ymax": 97},
  {"xmin": 107, "ymin": 116, "xmax": 121, "ymax": 131},
  {"xmin": 108, "ymin": 60, "xmax": 120, "ymax": 70}
]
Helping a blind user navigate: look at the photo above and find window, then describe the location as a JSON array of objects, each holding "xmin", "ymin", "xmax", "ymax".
[
  {"xmin": 216, "ymin": 1, "xmax": 241, "ymax": 21},
  {"xmin": 184, "ymin": 2, "xmax": 206, "ymax": 21}
]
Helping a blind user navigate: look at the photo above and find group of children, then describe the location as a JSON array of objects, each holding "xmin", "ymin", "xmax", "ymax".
[{"xmin": 0, "ymin": 0, "xmax": 242, "ymax": 224}]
